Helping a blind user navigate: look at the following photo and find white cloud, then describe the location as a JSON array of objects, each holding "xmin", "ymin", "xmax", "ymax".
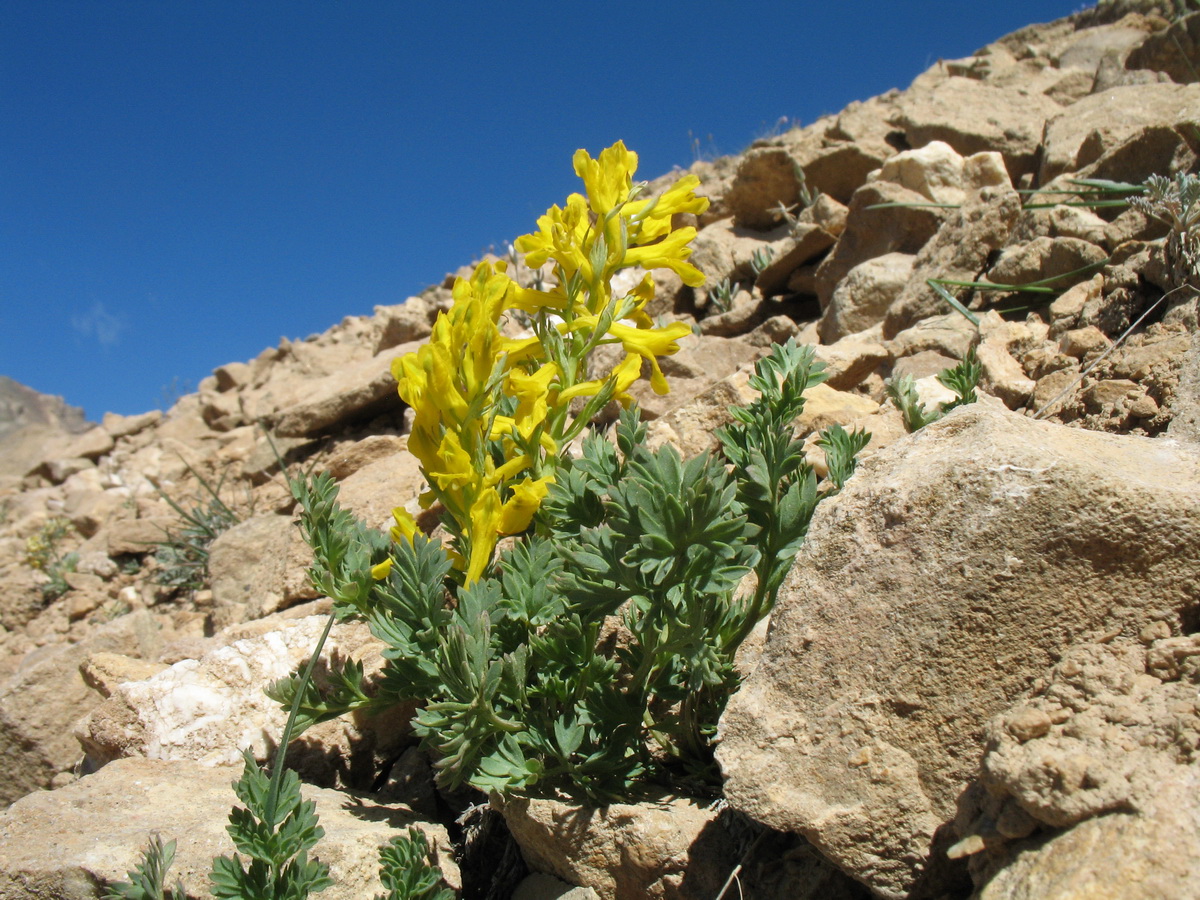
[{"xmin": 71, "ymin": 301, "xmax": 123, "ymax": 348}]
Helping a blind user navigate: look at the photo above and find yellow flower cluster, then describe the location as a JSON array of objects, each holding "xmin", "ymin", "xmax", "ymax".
[{"xmin": 386, "ymin": 141, "xmax": 709, "ymax": 583}]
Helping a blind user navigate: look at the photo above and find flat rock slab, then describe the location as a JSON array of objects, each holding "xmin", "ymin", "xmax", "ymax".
[
  {"xmin": 717, "ymin": 400, "xmax": 1200, "ymax": 899},
  {"xmin": 0, "ymin": 757, "xmax": 458, "ymax": 899}
]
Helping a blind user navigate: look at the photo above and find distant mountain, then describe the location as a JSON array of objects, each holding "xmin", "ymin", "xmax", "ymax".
[{"xmin": 0, "ymin": 376, "xmax": 92, "ymax": 442}]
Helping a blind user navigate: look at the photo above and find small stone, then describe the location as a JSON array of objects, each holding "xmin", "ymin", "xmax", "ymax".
[
  {"xmin": 1139, "ymin": 621, "xmax": 1172, "ymax": 645},
  {"xmin": 1006, "ymin": 706, "xmax": 1052, "ymax": 742},
  {"xmin": 1059, "ymin": 326, "xmax": 1112, "ymax": 360}
]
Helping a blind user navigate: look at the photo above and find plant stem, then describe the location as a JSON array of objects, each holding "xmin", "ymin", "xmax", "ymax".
[{"xmin": 264, "ymin": 610, "xmax": 337, "ymax": 825}]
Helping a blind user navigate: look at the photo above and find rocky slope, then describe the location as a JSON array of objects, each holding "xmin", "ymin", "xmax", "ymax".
[{"xmin": 1, "ymin": 2, "xmax": 1199, "ymax": 898}]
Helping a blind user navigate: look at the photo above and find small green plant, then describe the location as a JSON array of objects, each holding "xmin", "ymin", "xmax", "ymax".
[
  {"xmin": 375, "ymin": 829, "xmax": 455, "ymax": 900},
  {"xmin": 886, "ymin": 346, "xmax": 982, "ymax": 432},
  {"xmin": 207, "ymin": 751, "xmax": 334, "ymax": 899},
  {"xmin": 104, "ymin": 835, "xmax": 187, "ymax": 900},
  {"xmin": 1132, "ymin": 171, "xmax": 1200, "ymax": 288},
  {"xmin": 24, "ymin": 517, "xmax": 79, "ymax": 600},
  {"xmin": 709, "ymin": 276, "xmax": 739, "ymax": 313},
  {"xmin": 150, "ymin": 462, "xmax": 241, "ymax": 593},
  {"xmin": 750, "ymin": 246, "xmax": 774, "ymax": 276}
]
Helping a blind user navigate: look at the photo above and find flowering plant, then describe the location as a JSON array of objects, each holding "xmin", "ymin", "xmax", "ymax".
[
  {"xmin": 386, "ymin": 141, "xmax": 707, "ymax": 583},
  {"xmin": 272, "ymin": 142, "xmax": 870, "ymax": 801}
]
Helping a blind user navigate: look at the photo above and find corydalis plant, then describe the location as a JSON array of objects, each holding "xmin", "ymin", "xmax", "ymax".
[
  {"xmin": 388, "ymin": 141, "xmax": 708, "ymax": 583},
  {"xmin": 279, "ymin": 340, "xmax": 868, "ymax": 802}
]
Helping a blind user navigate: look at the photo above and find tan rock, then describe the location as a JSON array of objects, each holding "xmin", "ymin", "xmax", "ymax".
[
  {"xmin": 1126, "ymin": 11, "xmax": 1200, "ymax": 84},
  {"xmin": 1040, "ymin": 83, "xmax": 1200, "ymax": 183},
  {"xmin": 820, "ymin": 252, "xmax": 915, "ymax": 343},
  {"xmin": 814, "ymin": 181, "xmax": 948, "ymax": 310},
  {"xmin": 0, "ymin": 610, "xmax": 166, "ymax": 805},
  {"xmin": 211, "ymin": 360, "xmax": 251, "ymax": 392},
  {"xmin": 870, "ymin": 140, "xmax": 966, "ymax": 205},
  {"xmin": 895, "ymin": 79, "xmax": 1062, "ymax": 181},
  {"xmin": 718, "ymin": 402, "xmax": 1200, "ymax": 898},
  {"xmin": 813, "ymin": 329, "xmax": 890, "ymax": 390},
  {"xmin": 978, "ymin": 338, "xmax": 1035, "ymax": 408},
  {"xmin": 64, "ymin": 426, "xmax": 114, "ymax": 461},
  {"xmin": 886, "ymin": 312, "xmax": 978, "ymax": 361},
  {"xmin": 513, "ymin": 873, "xmax": 599, "ymax": 900},
  {"xmin": 207, "ymin": 514, "xmax": 314, "ymax": 629},
  {"xmin": 884, "ymin": 181, "xmax": 1022, "ymax": 338},
  {"xmin": 793, "ymin": 383, "xmax": 879, "ymax": 437},
  {"xmin": 754, "ymin": 224, "xmax": 837, "ymax": 298},
  {"xmin": 726, "ymin": 146, "xmax": 805, "ymax": 231},
  {"xmin": 106, "ymin": 516, "xmax": 176, "ymax": 556},
  {"xmin": 1048, "ymin": 274, "xmax": 1103, "ymax": 336},
  {"xmin": 375, "ymin": 295, "xmax": 435, "ymax": 351},
  {"xmin": 962, "ymin": 636, "xmax": 1200, "ymax": 899},
  {"xmin": 335, "ymin": 451, "xmax": 426, "ymax": 532},
  {"xmin": 689, "ymin": 219, "xmax": 793, "ymax": 307},
  {"xmin": 63, "ymin": 488, "xmax": 123, "ymax": 539},
  {"xmin": 101, "ymin": 409, "xmax": 162, "ymax": 439},
  {"xmin": 499, "ymin": 795, "xmax": 865, "ymax": 900},
  {"xmin": 1059, "ymin": 325, "xmax": 1112, "ymax": 360},
  {"xmin": 798, "ymin": 192, "xmax": 848, "ymax": 236},
  {"xmin": 327, "ymin": 433, "xmax": 407, "ymax": 480},
  {"xmin": 80, "ymin": 651, "xmax": 169, "ymax": 698},
  {"xmin": 272, "ymin": 342, "xmax": 419, "ymax": 437},
  {"xmin": 0, "ymin": 757, "xmax": 458, "ymax": 900},
  {"xmin": 985, "ymin": 236, "xmax": 1108, "ymax": 288},
  {"xmin": 76, "ymin": 615, "xmax": 414, "ymax": 791},
  {"xmin": 801, "ymin": 140, "xmax": 893, "ymax": 206}
]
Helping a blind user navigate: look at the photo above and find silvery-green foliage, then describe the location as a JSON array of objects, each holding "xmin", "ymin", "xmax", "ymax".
[
  {"xmin": 886, "ymin": 346, "xmax": 982, "ymax": 433},
  {"xmin": 104, "ymin": 835, "xmax": 187, "ymax": 900},
  {"xmin": 375, "ymin": 829, "xmax": 455, "ymax": 900},
  {"xmin": 280, "ymin": 340, "xmax": 869, "ymax": 803},
  {"xmin": 1133, "ymin": 172, "xmax": 1200, "ymax": 287},
  {"xmin": 208, "ymin": 751, "xmax": 333, "ymax": 900}
]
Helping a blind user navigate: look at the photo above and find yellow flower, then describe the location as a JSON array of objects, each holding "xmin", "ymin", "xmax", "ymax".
[
  {"xmin": 428, "ymin": 430, "xmax": 475, "ymax": 492},
  {"xmin": 466, "ymin": 489, "xmax": 502, "ymax": 583},
  {"xmin": 498, "ymin": 476, "xmax": 554, "ymax": 534},
  {"xmin": 370, "ymin": 559, "xmax": 394, "ymax": 580},
  {"xmin": 386, "ymin": 144, "xmax": 710, "ymax": 583},
  {"xmin": 573, "ymin": 142, "xmax": 638, "ymax": 217},
  {"xmin": 599, "ymin": 319, "xmax": 692, "ymax": 395},
  {"xmin": 557, "ymin": 352, "xmax": 642, "ymax": 404},
  {"xmin": 626, "ymin": 174, "xmax": 709, "ymax": 241},
  {"xmin": 390, "ymin": 508, "xmax": 419, "ymax": 545},
  {"xmin": 514, "ymin": 195, "xmax": 592, "ymax": 279},
  {"xmin": 622, "ymin": 227, "xmax": 706, "ymax": 286},
  {"xmin": 506, "ymin": 363, "xmax": 558, "ymax": 439}
]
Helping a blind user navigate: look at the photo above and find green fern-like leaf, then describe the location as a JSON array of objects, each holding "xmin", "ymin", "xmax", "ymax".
[{"xmin": 104, "ymin": 835, "xmax": 187, "ymax": 900}]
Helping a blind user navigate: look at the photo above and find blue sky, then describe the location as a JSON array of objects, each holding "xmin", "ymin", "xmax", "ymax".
[{"xmin": 2, "ymin": 1, "xmax": 1084, "ymax": 420}]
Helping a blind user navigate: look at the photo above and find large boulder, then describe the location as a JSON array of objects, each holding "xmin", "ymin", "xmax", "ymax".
[{"xmin": 717, "ymin": 401, "xmax": 1200, "ymax": 898}]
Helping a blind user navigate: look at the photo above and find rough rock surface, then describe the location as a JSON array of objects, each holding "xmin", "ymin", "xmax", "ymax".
[
  {"xmin": 0, "ymin": 611, "xmax": 166, "ymax": 805},
  {"xmin": 499, "ymin": 796, "xmax": 870, "ymax": 900},
  {"xmin": 77, "ymin": 615, "xmax": 413, "ymax": 789},
  {"xmin": 718, "ymin": 401, "xmax": 1200, "ymax": 898},
  {"xmin": 960, "ymin": 635, "xmax": 1200, "ymax": 899},
  {"xmin": 0, "ymin": 757, "xmax": 459, "ymax": 899}
]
